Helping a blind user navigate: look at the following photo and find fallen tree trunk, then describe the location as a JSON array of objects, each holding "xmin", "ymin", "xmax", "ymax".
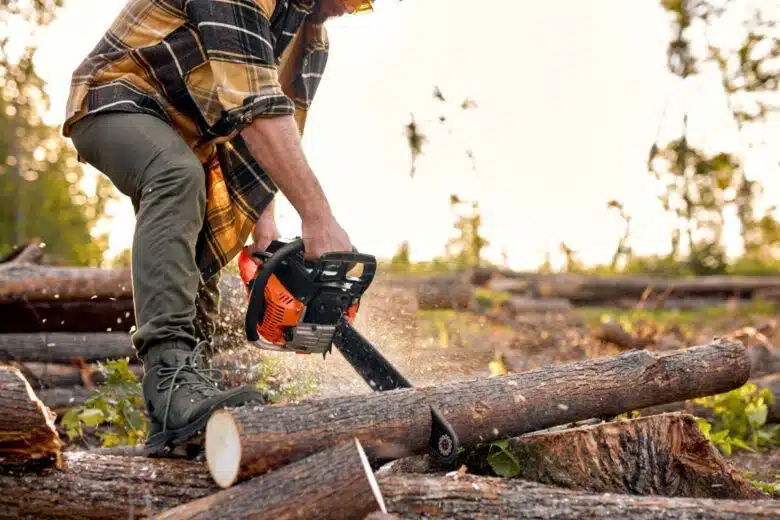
[
  {"xmin": 0, "ymin": 365, "xmax": 63, "ymax": 469},
  {"xmin": 160, "ymin": 438, "xmax": 386, "ymax": 519},
  {"xmin": 468, "ymin": 413, "xmax": 763, "ymax": 499},
  {"xmin": 381, "ymin": 274, "xmax": 473, "ymax": 311},
  {"xmin": 14, "ymin": 362, "xmax": 144, "ymax": 389},
  {"xmin": 0, "ymin": 265, "xmax": 132, "ymax": 303},
  {"xmin": 0, "ymin": 451, "xmax": 217, "ymax": 519},
  {"xmin": 0, "ymin": 332, "xmax": 136, "ymax": 364},
  {"xmin": 471, "ymin": 268, "xmax": 780, "ymax": 303},
  {"xmin": 37, "ymin": 386, "xmax": 93, "ymax": 414},
  {"xmin": 0, "ymin": 300, "xmax": 136, "ymax": 333},
  {"xmin": 0, "ymin": 267, "xmax": 246, "ymax": 336},
  {"xmin": 378, "ymin": 473, "xmax": 780, "ymax": 520},
  {"xmin": 499, "ymin": 296, "xmax": 572, "ymax": 314},
  {"xmin": 205, "ymin": 338, "xmax": 750, "ymax": 486}
]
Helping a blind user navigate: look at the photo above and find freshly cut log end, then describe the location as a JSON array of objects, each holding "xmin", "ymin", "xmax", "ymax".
[
  {"xmin": 482, "ymin": 412, "xmax": 764, "ymax": 499},
  {"xmin": 205, "ymin": 409, "xmax": 242, "ymax": 488},
  {"xmin": 378, "ymin": 473, "xmax": 780, "ymax": 520},
  {"xmin": 163, "ymin": 438, "xmax": 386, "ymax": 520},
  {"xmin": 0, "ymin": 365, "xmax": 63, "ymax": 469}
]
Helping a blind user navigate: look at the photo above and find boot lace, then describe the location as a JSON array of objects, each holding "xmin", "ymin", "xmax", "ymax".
[{"xmin": 156, "ymin": 341, "xmax": 224, "ymax": 432}]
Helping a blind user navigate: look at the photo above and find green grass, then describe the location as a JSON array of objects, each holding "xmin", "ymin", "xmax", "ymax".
[{"xmin": 580, "ymin": 301, "xmax": 779, "ymax": 329}]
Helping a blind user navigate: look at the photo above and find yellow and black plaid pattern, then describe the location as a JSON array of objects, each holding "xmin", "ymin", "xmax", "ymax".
[{"xmin": 63, "ymin": 0, "xmax": 328, "ymax": 281}]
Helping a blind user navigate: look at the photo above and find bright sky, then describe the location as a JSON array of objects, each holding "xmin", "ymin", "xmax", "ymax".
[{"xmin": 29, "ymin": 0, "xmax": 780, "ymax": 269}]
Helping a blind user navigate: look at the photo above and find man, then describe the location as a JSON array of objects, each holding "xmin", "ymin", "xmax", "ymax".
[{"xmin": 61, "ymin": 0, "xmax": 373, "ymax": 454}]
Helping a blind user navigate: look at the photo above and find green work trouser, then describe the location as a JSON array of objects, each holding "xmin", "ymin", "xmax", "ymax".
[{"xmin": 70, "ymin": 112, "xmax": 223, "ymax": 361}]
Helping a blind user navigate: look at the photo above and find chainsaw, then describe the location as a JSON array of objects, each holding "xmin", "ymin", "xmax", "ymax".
[{"xmin": 237, "ymin": 237, "xmax": 459, "ymax": 467}]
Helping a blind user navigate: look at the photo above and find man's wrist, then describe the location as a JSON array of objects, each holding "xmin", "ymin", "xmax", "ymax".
[{"xmin": 299, "ymin": 199, "xmax": 333, "ymax": 224}]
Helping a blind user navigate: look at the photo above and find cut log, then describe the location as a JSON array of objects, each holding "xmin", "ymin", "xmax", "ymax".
[
  {"xmin": 161, "ymin": 438, "xmax": 386, "ymax": 519},
  {"xmin": 0, "ymin": 300, "xmax": 136, "ymax": 333},
  {"xmin": 0, "ymin": 451, "xmax": 217, "ymax": 519},
  {"xmin": 0, "ymin": 265, "xmax": 132, "ymax": 303},
  {"xmin": 15, "ymin": 362, "xmax": 144, "ymax": 389},
  {"xmin": 0, "ymin": 332, "xmax": 136, "ymax": 364},
  {"xmin": 0, "ymin": 365, "xmax": 63, "ymax": 469},
  {"xmin": 37, "ymin": 386, "xmax": 93, "ymax": 414},
  {"xmin": 381, "ymin": 274, "xmax": 472, "ymax": 310},
  {"xmin": 470, "ymin": 412, "xmax": 763, "ymax": 499},
  {"xmin": 205, "ymin": 338, "xmax": 750, "ymax": 486},
  {"xmin": 378, "ymin": 473, "xmax": 780, "ymax": 520},
  {"xmin": 470, "ymin": 268, "xmax": 780, "ymax": 303},
  {"xmin": 499, "ymin": 296, "xmax": 572, "ymax": 314},
  {"xmin": 0, "ymin": 267, "xmax": 247, "ymax": 336}
]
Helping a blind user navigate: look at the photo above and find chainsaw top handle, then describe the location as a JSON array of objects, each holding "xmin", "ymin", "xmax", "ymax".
[{"xmin": 244, "ymin": 238, "xmax": 377, "ymax": 342}]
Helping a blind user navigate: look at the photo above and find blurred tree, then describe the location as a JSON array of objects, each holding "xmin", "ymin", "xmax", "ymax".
[
  {"xmin": 648, "ymin": 0, "xmax": 780, "ymax": 274},
  {"xmin": 0, "ymin": 0, "xmax": 114, "ymax": 265},
  {"xmin": 559, "ymin": 242, "xmax": 583, "ymax": 273},
  {"xmin": 390, "ymin": 241, "xmax": 411, "ymax": 266},
  {"xmin": 607, "ymin": 199, "xmax": 633, "ymax": 271},
  {"xmin": 443, "ymin": 194, "xmax": 489, "ymax": 269}
]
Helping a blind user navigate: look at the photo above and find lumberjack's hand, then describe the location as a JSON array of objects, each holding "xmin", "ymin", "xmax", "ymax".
[
  {"xmin": 249, "ymin": 201, "xmax": 280, "ymax": 257},
  {"xmin": 301, "ymin": 210, "xmax": 353, "ymax": 261}
]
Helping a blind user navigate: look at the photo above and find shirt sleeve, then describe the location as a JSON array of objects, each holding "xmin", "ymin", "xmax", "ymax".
[{"xmin": 185, "ymin": 0, "xmax": 295, "ymax": 128}]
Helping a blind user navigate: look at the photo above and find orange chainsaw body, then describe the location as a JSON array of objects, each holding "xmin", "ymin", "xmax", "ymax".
[{"xmin": 238, "ymin": 247, "xmax": 359, "ymax": 352}]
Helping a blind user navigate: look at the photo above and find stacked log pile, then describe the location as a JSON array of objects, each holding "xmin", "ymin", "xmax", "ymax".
[{"xmin": 3, "ymin": 338, "xmax": 780, "ymax": 518}]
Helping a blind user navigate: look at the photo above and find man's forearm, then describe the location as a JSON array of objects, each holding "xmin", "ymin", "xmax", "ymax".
[{"xmin": 240, "ymin": 115, "xmax": 331, "ymax": 222}]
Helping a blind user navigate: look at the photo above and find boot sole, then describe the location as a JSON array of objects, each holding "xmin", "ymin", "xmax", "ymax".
[{"xmin": 145, "ymin": 388, "xmax": 265, "ymax": 457}]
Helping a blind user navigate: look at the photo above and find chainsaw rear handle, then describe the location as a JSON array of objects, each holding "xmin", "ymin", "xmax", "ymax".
[{"xmin": 244, "ymin": 238, "xmax": 376, "ymax": 342}]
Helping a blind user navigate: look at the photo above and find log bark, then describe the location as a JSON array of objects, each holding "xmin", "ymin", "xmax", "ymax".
[
  {"xmin": 0, "ymin": 332, "xmax": 136, "ymax": 364},
  {"xmin": 160, "ymin": 438, "xmax": 386, "ymax": 519},
  {"xmin": 639, "ymin": 373, "xmax": 780, "ymax": 424},
  {"xmin": 378, "ymin": 473, "xmax": 780, "ymax": 520},
  {"xmin": 0, "ymin": 365, "xmax": 63, "ymax": 469},
  {"xmin": 15, "ymin": 362, "xmax": 144, "ymax": 389},
  {"xmin": 0, "ymin": 300, "xmax": 136, "ymax": 333},
  {"xmin": 0, "ymin": 265, "xmax": 132, "ymax": 303},
  {"xmin": 37, "ymin": 386, "xmax": 93, "ymax": 414},
  {"xmin": 0, "ymin": 451, "xmax": 217, "ymax": 519},
  {"xmin": 500, "ymin": 296, "xmax": 572, "ymax": 314},
  {"xmin": 381, "ymin": 274, "xmax": 472, "ymax": 310},
  {"xmin": 0, "ymin": 267, "xmax": 246, "ymax": 335},
  {"xmin": 205, "ymin": 339, "xmax": 750, "ymax": 486},
  {"xmin": 473, "ymin": 412, "xmax": 763, "ymax": 499},
  {"xmin": 471, "ymin": 268, "xmax": 780, "ymax": 303}
]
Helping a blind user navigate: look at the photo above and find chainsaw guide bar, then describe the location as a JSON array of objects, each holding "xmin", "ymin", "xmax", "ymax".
[{"xmin": 240, "ymin": 238, "xmax": 460, "ymax": 467}]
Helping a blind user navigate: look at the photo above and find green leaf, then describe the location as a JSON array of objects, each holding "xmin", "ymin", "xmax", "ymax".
[
  {"xmin": 729, "ymin": 437, "xmax": 754, "ymax": 452},
  {"xmin": 696, "ymin": 418, "xmax": 712, "ymax": 438},
  {"xmin": 746, "ymin": 404, "xmax": 768, "ymax": 429},
  {"xmin": 78, "ymin": 408, "xmax": 106, "ymax": 428},
  {"xmin": 710, "ymin": 429, "xmax": 730, "ymax": 443},
  {"xmin": 486, "ymin": 441, "xmax": 521, "ymax": 478}
]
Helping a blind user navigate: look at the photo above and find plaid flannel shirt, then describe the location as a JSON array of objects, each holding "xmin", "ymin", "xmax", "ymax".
[{"xmin": 62, "ymin": 0, "xmax": 329, "ymax": 282}]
